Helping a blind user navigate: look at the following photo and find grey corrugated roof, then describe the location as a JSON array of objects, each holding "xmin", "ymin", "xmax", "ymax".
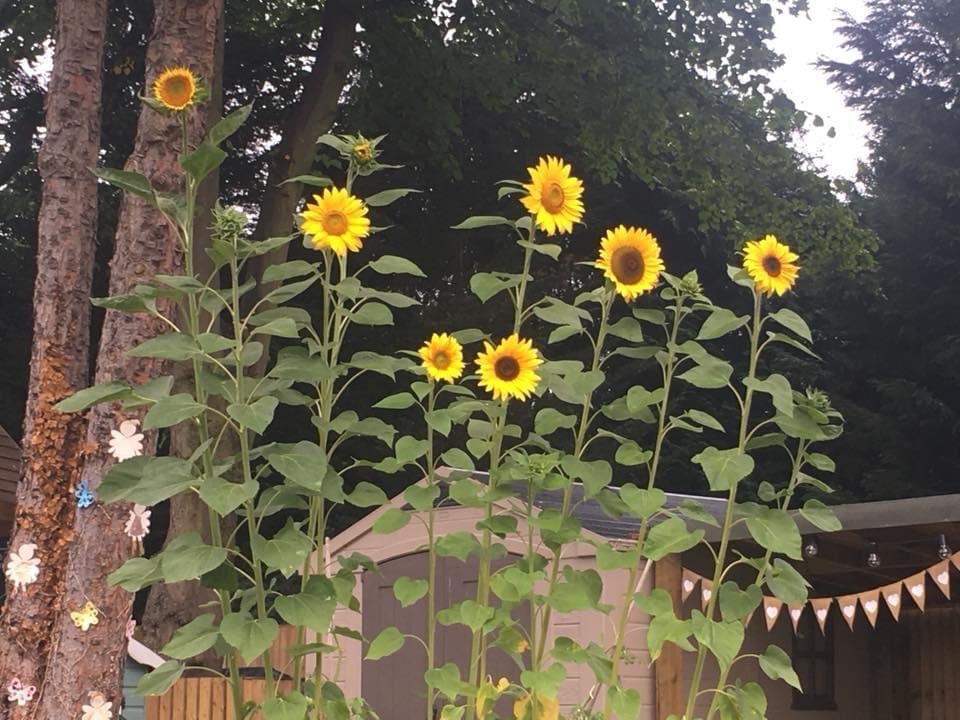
[
  {"xmin": 533, "ymin": 483, "xmax": 728, "ymax": 539},
  {"xmin": 432, "ymin": 468, "xmax": 728, "ymax": 539}
]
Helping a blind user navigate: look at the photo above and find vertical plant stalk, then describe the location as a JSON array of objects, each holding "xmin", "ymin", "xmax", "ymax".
[
  {"xmin": 468, "ymin": 225, "xmax": 536, "ymax": 706},
  {"xmin": 704, "ymin": 439, "xmax": 809, "ymax": 720},
  {"xmin": 533, "ymin": 290, "xmax": 614, "ymax": 670},
  {"xmin": 683, "ymin": 290, "xmax": 763, "ymax": 720},
  {"xmin": 180, "ymin": 164, "xmax": 244, "ymax": 714},
  {"xmin": 602, "ymin": 296, "xmax": 686, "ymax": 715},
  {"xmin": 424, "ymin": 386, "xmax": 439, "ymax": 720}
]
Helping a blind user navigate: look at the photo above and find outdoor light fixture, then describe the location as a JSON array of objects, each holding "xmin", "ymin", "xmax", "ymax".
[
  {"xmin": 938, "ymin": 533, "xmax": 951, "ymax": 560},
  {"xmin": 866, "ymin": 542, "xmax": 881, "ymax": 568},
  {"xmin": 803, "ymin": 537, "xmax": 819, "ymax": 558}
]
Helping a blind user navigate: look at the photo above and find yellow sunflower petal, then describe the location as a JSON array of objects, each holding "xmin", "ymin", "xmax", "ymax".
[
  {"xmin": 419, "ymin": 333, "xmax": 465, "ymax": 383},
  {"xmin": 475, "ymin": 334, "xmax": 543, "ymax": 401},
  {"xmin": 300, "ymin": 186, "xmax": 371, "ymax": 257},
  {"xmin": 152, "ymin": 67, "xmax": 198, "ymax": 111},
  {"xmin": 742, "ymin": 234, "xmax": 800, "ymax": 296},
  {"xmin": 595, "ymin": 225, "xmax": 665, "ymax": 302},
  {"xmin": 520, "ymin": 156, "xmax": 585, "ymax": 236}
]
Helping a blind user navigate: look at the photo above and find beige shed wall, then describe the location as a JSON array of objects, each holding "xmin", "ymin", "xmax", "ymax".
[
  {"xmin": 682, "ymin": 614, "xmax": 872, "ymax": 720},
  {"xmin": 316, "ymin": 504, "xmax": 656, "ymax": 716}
]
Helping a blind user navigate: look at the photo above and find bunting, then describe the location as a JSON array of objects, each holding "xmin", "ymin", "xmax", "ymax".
[{"xmin": 679, "ymin": 549, "xmax": 958, "ymax": 633}]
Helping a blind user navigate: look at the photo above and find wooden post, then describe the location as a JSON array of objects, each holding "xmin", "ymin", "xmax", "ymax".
[{"xmin": 655, "ymin": 555, "xmax": 684, "ymax": 720}]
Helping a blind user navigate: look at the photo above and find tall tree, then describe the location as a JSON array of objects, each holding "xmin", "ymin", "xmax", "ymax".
[
  {"xmin": 818, "ymin": 0, "xmax": 960, "ymax": 499},
  {"xmin": 0, "ymin": 1, "xmax": 107, "ymax": 715},
  {"xmin": 33, "ymin": 1, "xmax": 223, "ymax": 715}
]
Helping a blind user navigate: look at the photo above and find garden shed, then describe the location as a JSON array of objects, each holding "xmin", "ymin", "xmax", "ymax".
[
  {"xmin": 316, "ymin": 468, "xmax": 727, "ymax": 720},
  {"xmin": 0, "ymin": 425, "xmax": 20, "ymax": 539}
]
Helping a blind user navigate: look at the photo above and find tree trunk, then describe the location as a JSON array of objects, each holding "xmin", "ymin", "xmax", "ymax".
[
  {"xmin": 33, "ymin": 2, "xmax": 222, "ymax": 718},
  {"xmin": 137, "ymin": 3, "xmax": 227, "ymax": 659},
  {"xmin": 0, "ymin": 2, "xmax": 107, "ymax": 717}
]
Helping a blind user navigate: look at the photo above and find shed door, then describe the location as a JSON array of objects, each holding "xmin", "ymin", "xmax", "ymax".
[{"xmin": 362, "ymin": 553, "xmax": 525, "ymax": 720}]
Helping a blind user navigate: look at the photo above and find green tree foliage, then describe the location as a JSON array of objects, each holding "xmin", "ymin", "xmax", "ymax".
[
  {"xmin": 817, "ymin": 0, "xmax": 960, "ymax": 499},
  {"xmin": 0, "ymin": 1, "xmax": 876, "ymax": 504}
]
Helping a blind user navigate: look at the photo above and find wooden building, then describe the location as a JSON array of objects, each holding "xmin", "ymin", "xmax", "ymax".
[{"xmin": 0, "ymin": 425, "xmax": 20, "ymax": 540}]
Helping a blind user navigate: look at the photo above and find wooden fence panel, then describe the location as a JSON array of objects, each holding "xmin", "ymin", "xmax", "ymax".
[{"xmin": 147, "ymin": 678, "xmax": 293, "ymax": 720}]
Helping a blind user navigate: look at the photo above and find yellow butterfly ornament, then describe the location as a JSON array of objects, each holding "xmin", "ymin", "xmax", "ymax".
[{"xmin": 70, "ymin": 601, "xmax": 100, "ymax": 632}]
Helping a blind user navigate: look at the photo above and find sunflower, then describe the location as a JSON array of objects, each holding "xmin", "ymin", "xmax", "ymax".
[
  {"xmin": 742, "ymin": 234, "xmax": 800, "ymax": 296},
  {"xmin": 475, "ymin": 334, "xmax": 542, "ymax": 402},
  {"xmin": 595, "ymin": 225, "xmax": 665, "ymax": 301},
  {"xmin": 419, "ymin": 333, "xmax": 465, "ymax": 383},
  {"xmin": 300, "ymin": 187, "xmax": 371, "ymax": 257},
  {"xmin": 152, "ymin": 67, "xmax": 198, "ymax": 111},
  {"xmin": 520, "ymin": 156, "xmax": 585, "ymax": 236}
]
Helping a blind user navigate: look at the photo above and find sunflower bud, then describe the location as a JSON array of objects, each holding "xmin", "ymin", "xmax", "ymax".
[{"xmin": 211, "ymin": 205, "xmax": 248, "ymax": 248}]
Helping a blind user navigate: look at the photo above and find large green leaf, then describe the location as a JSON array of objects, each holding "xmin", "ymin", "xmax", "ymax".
[
  {"xmin": 108, "ymin": 556, "xmax": 162, "ymax": 591},
  {"xmin": 55, "ymin": 381, "xmax": 130, "ymax": 412},
  {"xmin": 697, "ymin": 308, "xmax": 749, "ymax": 340},
  {"xmin": 643, "ymin": 518, "xmax": 703, "ymax": 560},
  {"xmin": 767, "ymin": 308, "xmax": 812, "ymax": 343},
  {"xmin": 127, "ymin": 332, "xmax": 198, "ymax": 361},
  {"xmin": 161, "ymin": 614, "xmax": 220, "ymax": 659},
  {"xmin": 765, "ymin": 559, "xmax": 809, "ymax": 605},
  {"xmin": 393, "ymin": 577, "xmax": 429, "ymax": 607},
  {"xmin": 692, "ymin": 615, "xmax": 744, "ymax": 672},
  {"xmin": 99, "ymin": 456, "xmax": 196, "ymax": 505},
  {"xmin": 368, "ymin": 255, "xmax": 426, "ymax": 277},
  {"xmin": 758, "ymin": 644, "xmax": 802, "ymax": 690},
  {"xmin": 261, "ymin": 692, "xmax": 310, "ymax": 720},
  {"xmin": 451, "ymin": 215, "xmax": 514, "ymax": 230},
  {"xmin": 364, "ymin": 188, "xmax": 421, "ymax": 207},
  {"xmin": 220, "ymin": 613, "xmax": 280, "ymax": 663},
  {"xmin": 372, "ymin": 508, "xmax": 410, "ymax": 534},
  {"xmin": 227, "ymin": 396, "xmax": 279, "ymax": 434},
  {"xmin": 692, "ymin": 447, "xmax": 755, "ymax": 491},
  {"xmin": 259, "ymin": 520, "xmax": 313, "ymax": 577},
  {"xmin": 198, "ymin": 476, "xmax": 258, "ymax": 516},
  {"xmin": 740, "ymin": 503, "xmax": 802, "ymax": 559},
  {"xmin": 366, "ymin": 626, "xmax": 404, "ymax": 660},
  {"xmin": 265, "ymin": 441, "xmax": 328, "ymax": 492},
  {"xmin": 93, "ymin": 167, "xmax": 155, "ymax": 201},
  {"xmin": 799, "ymin": 499, "xmax": 842, "ymax": 531},
  {"xmin": 143, "ymin": 393, "xmax": 206, "ymax": 430},
  {"xmin": 135, "ymin": 660, "xmax": 185, "ymax": 695},
  {"xmin": 275, "ymin": 591, "xmax": 336, "ymax": 634},
  {"xmin": 160, "ymin": 532, "xmax": 229, "ymax": 582},
  {"xmin": 743, "ymin": 374, "xmax": 794, "ymax": 417}
]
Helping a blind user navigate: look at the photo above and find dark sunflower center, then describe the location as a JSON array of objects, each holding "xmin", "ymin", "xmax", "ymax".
[
  {"xmin": 432, "ymin": 351, "xmax": 450, "ymax": 369},
  {"xmin": 610, "ymin": 247, "xmax": 646, "ymax": 285},
  {"xmin": 494, "ymin": 356, "xmax": 521, "ymax": 381},
  {"xmin": 324, "ymin": 211, "xmax": 348, "ymax": 235},
  {"xmin": 542, "ymin": 182, "xmax": 565, "ymax": 213},
  {"xmin": 165, "ymin": 77, "xmax": 191, "ymax": 103},
  {"xmin": 762, "ymin": 255, "xmax": 782, "ymax": 277}
]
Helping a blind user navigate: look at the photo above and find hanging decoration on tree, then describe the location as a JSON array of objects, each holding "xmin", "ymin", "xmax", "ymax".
[
  {"xmin": 70, "ymin": 601, "xmax": 100, "ymax": 632},
  {"xmin": 682, "ymin": 549, "xmax": 959, "ymax": 634},
  {"xmin": 107, "ymin": 419, "xmax": 144, "ymax": 461},
  {"xmin": 75, "ymin": 480, "xmax": 95, "ymax": 508},
  {"xmin": 6, "ymin": 679, "xmax": 36, "ymax": 706},
  {"xmin": 124, "ymin": 504, "xmax": 151, "ymax": 554},
  {"xmin": 5, "ymin": 543, "xmax": 40, "ymax": 594},
  {"xmin": 81, "ymin": 691, "xmax": 113, "ymax": 720}
]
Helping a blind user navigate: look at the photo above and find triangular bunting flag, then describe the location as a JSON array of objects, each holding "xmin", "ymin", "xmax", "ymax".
[
  {"xmin": 681, "ymin": 569, "xmax": 700, "ymax": 603},
  {"xmin": 881, "ymin": 582, "xmax": 903, "ymax": 621},
  {"xmin": 928, "ymin": 559, "xmax": 951, "ymax": 599},
  {"xmin": 859, "ymin": 589, "xmax": 881, "ymax": 627},
  {"xmin": 904, "ymin": 572, "xmax": 927, "ymax": 611},
  {"xmin": 810, "ymin": 598, "xmax": 833, "ymax": 634},
  {"xmin": 788, "ymin": 604, "xmax": 805, "ymax": 634},
  {"xmin": 836, "ymin": 594, "xmax": 859, "ymax": 630},
  {"xmin": 762, "ymin": 596, "xmax": 783, "ymax": 631},
  {"xmin": 700, "ymin": 579, "xmax": 713, "ymax": 611}
]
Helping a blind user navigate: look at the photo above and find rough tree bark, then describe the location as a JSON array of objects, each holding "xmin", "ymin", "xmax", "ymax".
[
  {"xmin": 33, "ymin": 2, "xmax": 222, "ymax": 718},
  {"xmin": 0, "ymin": 2, "xmax": 107, "ymax": 718}
]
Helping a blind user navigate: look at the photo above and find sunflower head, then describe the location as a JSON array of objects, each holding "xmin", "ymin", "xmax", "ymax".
[
  {"xmin": 595, "ymin": 225, "xmax": 666, "ymax": 301},
  {"xmin": 352, "ymin": 140, "xmax": 372, "ymax": 163},
  {"xmin": 520, "ymin": 156, "xmax": 585, "ymax": 236},
  {"xmin": 300, "ymin": 187, "xmax": 371, "ymax": 257},
  {"xmin": 476, "ymin": 334, "xmax": 543, "ymax": 402},
  {"xmin": 419, "ymin": 333, "xmax": 465, "ymax": 383},
  {"xmin": 152, "ymin": 67, "xmax": 199, "ymax": 111},
  {"xmin": 742, "ymin": 235, "xmax": 800, "ymax": 296}
]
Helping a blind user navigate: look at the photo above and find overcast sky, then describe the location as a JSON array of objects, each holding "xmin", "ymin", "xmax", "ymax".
[{"xmin": 769, "ymin": 0, "xmax": 872, "ymax": 179}]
